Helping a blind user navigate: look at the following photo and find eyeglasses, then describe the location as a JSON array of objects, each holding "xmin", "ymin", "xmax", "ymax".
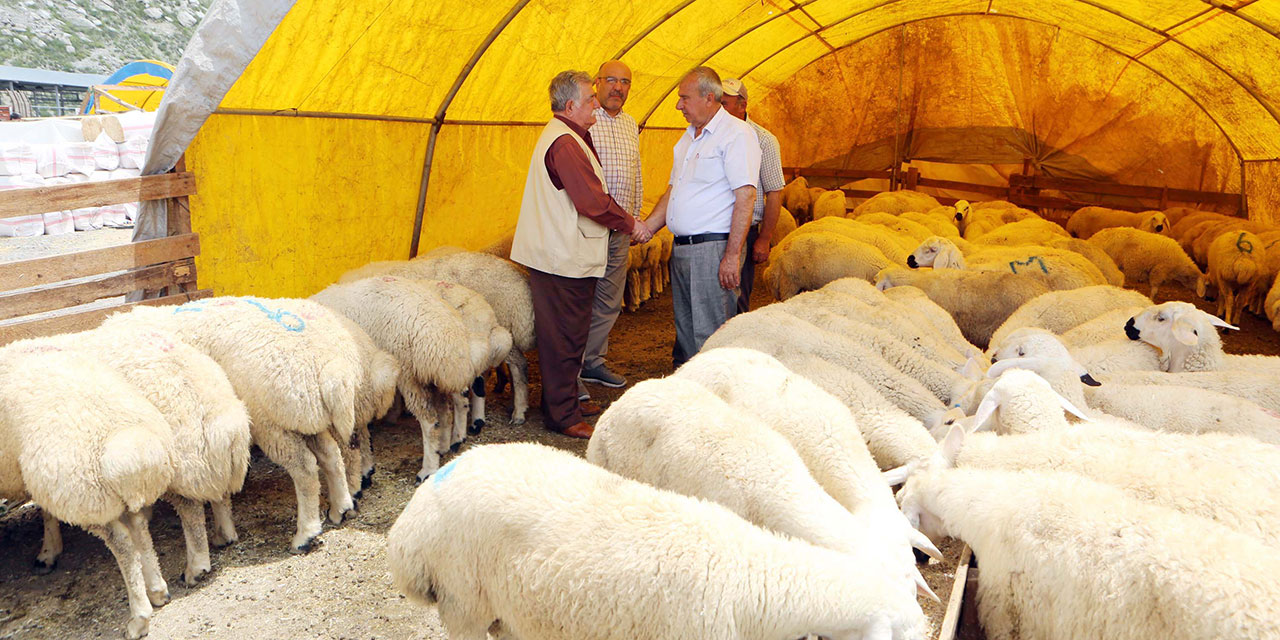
[{"xmin": 597, "ymin": 76, "xmax": 632, "ymax": 86}]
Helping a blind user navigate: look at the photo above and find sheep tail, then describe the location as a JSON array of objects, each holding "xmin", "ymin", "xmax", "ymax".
[
  {"xmin": 321, "ymin": 361, "xmax": 358, "ymax": 444},
  {"xmin": 100, "ymin": 427, "xmax": 172, "ymax": 513}
]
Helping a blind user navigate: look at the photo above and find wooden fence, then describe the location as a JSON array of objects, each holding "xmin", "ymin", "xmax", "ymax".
[
  {"xmin": 0, "ymin": 167, "xmax": 210, "ymax": 347},
  {"xmin": 783, "ymin": 165, "xmax": 1243, "ymax": 217}
]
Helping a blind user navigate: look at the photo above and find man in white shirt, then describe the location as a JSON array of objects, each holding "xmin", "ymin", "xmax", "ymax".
[
  {"xmin": 641, "ymin": 67, "xmax": 760, "ymax": 367},
  {"xmin": 720, "ymin": 78, "xmax": 785, "ymax": 313},
  {"xmin": 579, "ymin": 60, "xmax": 642, "ymax": 393}
]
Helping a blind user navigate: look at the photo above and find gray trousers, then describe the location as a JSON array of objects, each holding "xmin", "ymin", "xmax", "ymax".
[
  {"xmin": 670, "ymin": 239, "xmax": 739, "ymax": 368},
  {"xmin": 582, "ymin": 229, "xmax": 631, "ymax": 371}
]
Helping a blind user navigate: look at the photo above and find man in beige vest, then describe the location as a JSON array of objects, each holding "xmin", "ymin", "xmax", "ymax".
[{"xmin": 511, "ymin": 70, "xmax": 651, "ymax": 439}]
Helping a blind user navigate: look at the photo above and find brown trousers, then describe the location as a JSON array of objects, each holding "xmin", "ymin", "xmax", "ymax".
[{"xmin": 529, "ymin": 268, "xmax": 597, "ymax": 431}]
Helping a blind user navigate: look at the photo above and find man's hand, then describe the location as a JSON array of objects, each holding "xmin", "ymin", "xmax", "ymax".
[
  {"xmin": 630, "ymin": 221, "xmax": 653, "ymax": 245},
  {"xmin": 718, "ymin": 252, "xmax": 741, "ymax": 290},
  {"xmin": 751, "ymin": 234, "xmax": 772, "ymax": 263}
]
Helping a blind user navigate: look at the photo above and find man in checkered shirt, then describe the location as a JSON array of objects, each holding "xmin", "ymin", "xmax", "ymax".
[
  {"xmin": 720, "ymin": 78, "xmax": 785, "ymax": 313},
  {"xmin": 579, "ymin": 60, "xmax": 644, "ymax": 392}
]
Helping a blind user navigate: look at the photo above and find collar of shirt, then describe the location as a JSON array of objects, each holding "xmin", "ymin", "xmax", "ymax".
[
  {"xmin": 593, "ymin": 107, "xmax": 629, "ymax": 122},
  {"xmin": 554, "ymin": 114, "xmax": 596, "ymax": 151},
  {"xmin": 688, "ymin": 105, "xmax": 730, "ymax": 140}
]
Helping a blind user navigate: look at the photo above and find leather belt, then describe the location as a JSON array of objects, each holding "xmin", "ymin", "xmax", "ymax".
[{"xmin": 673, "ymin": 232, "xmax": 730, "ymax": 245}]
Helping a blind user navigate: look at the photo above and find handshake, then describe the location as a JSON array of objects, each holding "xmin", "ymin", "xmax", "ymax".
[{"xmin": 630, "ymin": 220, "xmax": 654, "ymax": 245}]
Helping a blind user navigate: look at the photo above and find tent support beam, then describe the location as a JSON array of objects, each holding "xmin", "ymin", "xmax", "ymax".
[{"xmin": 409, "ymin": 0, "xmax": 533, "ymax": 258}]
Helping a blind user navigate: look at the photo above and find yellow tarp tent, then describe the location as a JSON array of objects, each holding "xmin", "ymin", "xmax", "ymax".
[{"xmin": 142, "ymin": 0, "xmax": 1280, "ymax": 298}]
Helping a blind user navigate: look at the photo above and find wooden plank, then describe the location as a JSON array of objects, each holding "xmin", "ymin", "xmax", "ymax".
[
  {"xmin": 0, "ymin": 290, "xmax": 212, "ymax": 347},
  {"xmin": 0, "ymin": 233, "xmax": 200, "ymax": 292},
  {"xmin": 784, "ymin": 167, "xmax": 893, "ymax": 181},
  {"xmin": 0, "ymin": 258, "xmax": 196, "ymax": 322},
  {"xmin": 0, "ymin": 173, "xmax": 197, "ymax": 219},
  {"xmin": 938, "ymin": 544, "xmax": 973, "ymax": 640},
  {"xmin": 1011, "ymin": 174, "xmax": 1238, "ymax": 206},
  {"xmin": 914, "ymin": 177, "xmax": 1011, "ymax": 198}
]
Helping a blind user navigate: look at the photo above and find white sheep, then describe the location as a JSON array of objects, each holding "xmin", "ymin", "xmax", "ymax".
[
  {"xmin": 781, "ymin": 176, "xmax": 813, "ymax": 220},
  {"xmin": 704, "ymin": 307, "xmax": 946, "ymax": 421},
  {"xmin": 851, "ymin": 190, "xmax": 940, "ymax": 217},
  {"xmin": 311, "ymin": 277, "xmax": 477, "ymax": 482},
  {"xmin": 339, "ymin": 258, "xmax": 524, "ymax": 428},
  {"xmin": 0, "ymin": 346, "xmax": 175, "ymax": 639},
  {"xmin": 1126, "ymin": 301, "xmax": 1280, "ymax": 375},
  {"xmin": 898, "ymin": 389, "xmax": 1280, "ymax": 547},
  {"xmin": 587, "ymin": 377, "xmax": 938, "ymax": 601},
  {"xmin": 881, "ymin": 285, "xmax": 982, "ymax": 358},
  {"xmin": 809, "ymin": 279, "xmax": 975, "ymax": 366},
  {"xmin": 1268, "ymin": 275, "xmax": 1280, "ymax": 331},
  {"xmin": 794, "ymin": 217, "xmax": 914, "ymax": 261},
  {"xmin": 970, "ymin": 217, "xmax": 1066, "ymax": 245},
  {"xmin": 1088, "ymin": 227, "xmax": 1206, "ymax": 298},
  {"xmin": 908, "ymin": 236, "xmax": 1107, "ymax": 291},
  {"xmin": 988, "ymin": 285, "xmax": 1152, "ymax": 349},
  {"xmin": 812, "ymin": 189, "xmax": 848, "ymax": 219},
  {"xmin": 1059, "ymin": 306, "xmax": 1145, "ymax": 346},
  {"xmin": 776, "ymin": 300, "xmax": 962, "ymax": 403},
  {"xmin": 387, "ymin": 442, "xmax": 928, "ymax": 640},
  {"xmin": 1042, "ymin": 236, "xmax": 1126, "ymax": 287},
  {"xmin": 1066, "ymin": 206, "xmax": 1172, "ymax": 239},
  {"xmin": 326, "ymin": 313, "xmax": 400, "ymax": 497},
  {"xmin": 896, "ymin": 464, "xmax": 1280, "ymax": 640},
  {"xmin": 764, "ymin": 231, "xmax": 893, "ymax": 299},
  {"xmin": 673, "ymin": 348, "xmax": 944, "ymax": 564},
  {"xmin": 103, "ymin": 297, "xmax": 361, "ymax": 553},
  {"xmin": 25, "ymin": 326, "xmax": 251, "ymax": 586},
  {"xmin": 1207, "ymin": 230, "xmax": 1268, "ymax": 324},
  {"xmin": 875, "ymin": 267, "xmax": 1051, "ymax": 348}
]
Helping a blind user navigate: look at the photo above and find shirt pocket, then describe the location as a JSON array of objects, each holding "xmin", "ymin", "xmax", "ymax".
[{"xmin": 691, "ymin": 149, "xmax": 725, "ymax": 184}]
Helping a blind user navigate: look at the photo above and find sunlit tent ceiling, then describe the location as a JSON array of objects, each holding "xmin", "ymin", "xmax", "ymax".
[{"xmin": 163, "ymin": 0, "xmax": 1280, "ymax": 298}]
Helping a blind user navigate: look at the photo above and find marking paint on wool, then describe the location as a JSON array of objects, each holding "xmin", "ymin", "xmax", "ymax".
[
  {"xmin": 242, "ymin": 298, "xmax": 306, "ymax": 332},
  {"xmin": 1009, "ymin": 256, "xmax": 1049, "ymax": 274},
  {"xmin": 432, "ymin": 459, "xmax": 458, "ymax": 486}
]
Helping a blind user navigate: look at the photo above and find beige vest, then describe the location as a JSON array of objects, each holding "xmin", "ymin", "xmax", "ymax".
[{"xmin": 511, "ymin": 118, "xmax": 610, "ymax": 278}]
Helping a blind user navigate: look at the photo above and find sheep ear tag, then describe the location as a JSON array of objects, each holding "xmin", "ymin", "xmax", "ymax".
[{"xmin": 1171, "ymin": 318, "xmax": 1201, "ymax": 346}]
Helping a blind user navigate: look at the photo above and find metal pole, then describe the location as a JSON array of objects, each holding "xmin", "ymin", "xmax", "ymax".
[{"xmin": 54, "ymin": 84, "xmax": 62, "ymax": 115}]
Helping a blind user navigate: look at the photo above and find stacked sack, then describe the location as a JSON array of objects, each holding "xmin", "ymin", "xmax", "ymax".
[{"xmin": 0, "ymin": 112, "xmax": 154, "ymax": 237}]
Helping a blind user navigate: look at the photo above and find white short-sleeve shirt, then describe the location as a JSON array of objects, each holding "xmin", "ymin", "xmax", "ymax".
[{"xmin": 666, "ymin": 107, "xmax": 761, "ymax": 236}]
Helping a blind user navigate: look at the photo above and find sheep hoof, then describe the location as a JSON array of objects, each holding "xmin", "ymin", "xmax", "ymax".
[
  {"xmin": 182, "ymin": 565, "xmax": 209, "ymax": 587},
  {"xmin": 32, "ymin": 558, "xmax": 56, "ymax": 575},
  {"xmin": 511, "ymin": 414, "xmax": 526, "ymax": 426},
  {"xmin": 147, "ymin": 587, "xmax": 170, "ymax": 607},
  {"xmin": 352, "ymin": 488, "xmax": 363, "ymax": 501},
  {"xmin": 361, "ymin": 469, "xmax": 374, "ymax": 490},
  {"xmin": 210, "ymin": 534, "xmax": 238, "ymax": 549},
  {"xmin": 125, "ymin": 615, "xmax": 150, "ymax": 640},
  {"xmin": 468, "ymin": 419, "xmax": 485, "ymax": 435},
  {"xmin": 913, "ymin": 549, "xmax": 931, "ymax": 565},
  {"xmin": 291, "ymin": 536, "xmax": 321, "ymax": 555},
  {"xmin": 449, "ymin": 442, "xmax": 461, "ymax": 453}
]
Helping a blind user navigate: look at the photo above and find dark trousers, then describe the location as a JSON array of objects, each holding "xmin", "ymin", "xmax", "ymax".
[
  {"xmin": 529, "ymin": 268, "xmax": 597, "ymax": 431},
  {"xmin": 737, "ymin": 223, "xmax": 761, "ymax": 314}
]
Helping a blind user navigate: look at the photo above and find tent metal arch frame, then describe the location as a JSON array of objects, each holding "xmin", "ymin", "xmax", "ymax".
[{"xmin": 634, "ymin": 0, "xmax": 1280, "ymax": 143}]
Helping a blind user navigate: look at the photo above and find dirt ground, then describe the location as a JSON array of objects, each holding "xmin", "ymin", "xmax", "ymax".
[{"xmin": 2, "ymin": 268, "xmax": 1275, "ymax": 639}]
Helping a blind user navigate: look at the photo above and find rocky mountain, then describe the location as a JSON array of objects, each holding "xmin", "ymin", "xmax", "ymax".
[{"xmin": 0, "ymin": 0, "xmax": 212, "ymax": 75}]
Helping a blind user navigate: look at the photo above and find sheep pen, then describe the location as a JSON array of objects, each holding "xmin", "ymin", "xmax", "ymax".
[{"xmin": 1, "ymin": 247, "xmax": 1277, "ymax": 640}]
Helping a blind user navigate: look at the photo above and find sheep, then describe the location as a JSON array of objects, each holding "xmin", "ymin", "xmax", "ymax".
[
  {"xmin": 588, "ymin": 377, "xmax": 939, "ymax": 600},
  {"xmin": 811, "ymin": 189, "xmax": 847, "ymax": 220},
  {"xmin": 777, "ymin": 299, "xmax": 963, "ymax": 402},
  {"xmin": 1170, "ymin": 210, "xmax": 1231, "ymax": 240},
  {"xmin": 763, "ymin": 231, "xmax": 893, "ymax": 300},
  {"xmin": 909, "ymin": 386, "xmax": 1280, "ymax": 547},
  {"xmin": 1066, "ymin": 206, "xmax": 1171, "ymax": 239},
  {"xmin": 103, "ymin": 298, "xmax": 362, "ymax": 553},
  {"xmin": 780, "ymin": 176, "xmax": 812, "ymax": 221},
  {"xmin": 793, "ymin": 217, "xmax": 913, "ymax": 261},
  {"xmin": 327, "ymin": 313, "xmax": 399, "ymax": 496},
  {"xmin": 340, "ymin": 256, "xmax": 527, "ymax": 427},
  {"xmin": 25, "ymin": 327, "xmax": 252, "ymax": 586},
  {"xmin": 1041, "ymin": 236, "xmax": 1126, "ymax": 286},
  {"xmin": 854, "ymin": 212, "xmax": 935, "ymax": 242},
  {"xmin": 705, "ymin": 306, "xmax": 947, "ymax": 421},
  {"xmin": 790, "ymin": 282, "xmax": 972, "ymax": 367},
  {"xmin": 1268, "ymin": 275, "xmax": 1280, "ymax": 331},
  {"xmin": 851, "ymin": 189, "xmax": 941, "ymax": 217},
  {"xmin": 875, "ymin": 267, "xmax": 1051, "ymax": 348},
  {"xmin": 672, "ymin": 348, "xmax": 943, "ymax": 562},
  {"xmin": 989, "ymin": 285, "xmax": 1152, "ymax": 349},
  {"xmin": 908, "ymin": 237, "xmax": 1107, "ymax": 291},
  {"xmin": 0, "ymin": 346, "xmax": 175, "ymax": 639},
  {"xmin": 703, "ymin": 312, "xmax": 941, "ymax": 465},
  {"xmin": 1191, "ymin": 219, "xmax": 1270, "ymax": 266},
  {"xmin": 1207, "ymin": 230, "xmax": 1267, "ymax": 323},
  {"xmin": 311, "ymin": 277, "xmax": 477, "ymax": 482},
  {"xmin": 971, "ymin": 217, "xmax": 1066, "ymax": 246},
  {"xmin": 387, "ymin": 442, "xmax": 929, "ymax": 640},
  {"xmin": 1059, "ymin": 306, "xmax": 1145, "ymax": 346},
  {"xmin": 1244, "ymin": 231, "xmax": 1280, "ymax": 315},
  {"xmin": 881, "ymin": 285, "xmax": 983, "ymax": 358},
  {"xmin": 1087, "ymin": 227, "xmax": 1206, "ymax": 299},
  {"xmin": 895, "ymin": 464, "xmax": 1280, "ymax": 640},
  {"xmin": 899, "ymin": 211, "xmax": 959, "ymax": 237},
  {"xmin": 987, "ymin": 332, "xmax": 1280, "ymax": 442},
  {"xmin": 1126, "ymin": 301, "xmax": 1280, "ymax": 376}
]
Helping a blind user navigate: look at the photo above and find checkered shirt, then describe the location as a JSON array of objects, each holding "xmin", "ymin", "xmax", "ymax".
[
  {"xmin": 590, "ymin": 108, "xmax": 643, "ymax": 218},
  {"xmin": 746, "ymin": 118, "xmax": 784, "ymax": 224}
]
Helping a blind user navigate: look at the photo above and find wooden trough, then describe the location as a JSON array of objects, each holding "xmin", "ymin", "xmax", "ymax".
[
  {"xmin": 0, "ymin": 164, "xmax": 210, "ymax": 347},
  {"xmin": 939, "ymin": 544, "xmax": 985, "ymax": 640}
]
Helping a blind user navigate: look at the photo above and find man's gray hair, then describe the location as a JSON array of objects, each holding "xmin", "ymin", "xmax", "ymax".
[
  {"xmin": 549, "ymin": 70, "xmax": 593, "ymax": 112},
  {"xmin": 686, "ymin": 66, "xmax": 723, "ymax": 101}
]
